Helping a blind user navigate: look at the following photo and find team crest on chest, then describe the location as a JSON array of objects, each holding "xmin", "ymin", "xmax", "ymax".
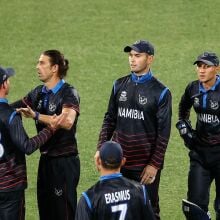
[
  {"xmin": 139, "ymin": 94, "xmax": 147, "ymax": 105},
  {"xmin": 119, "ymin": 91, "xmax": 127, "ymax": 102},
  {"xmin": 210, "ymin": 100, "xmax": 219, "ymax": 110},
  {"xmin": 194, "ymin": 97, "xmax": 200, "ymax": 107},
  {"xmin": 49, "ymin": 103, "xmax": 57, "ymax": 112}
]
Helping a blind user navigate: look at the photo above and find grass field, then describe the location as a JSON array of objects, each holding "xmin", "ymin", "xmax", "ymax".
[{"xmin": 1, "ymin": 0, "xmax": 220, "ymax": 219}]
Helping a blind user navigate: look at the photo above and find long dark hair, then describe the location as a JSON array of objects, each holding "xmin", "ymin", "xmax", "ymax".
[{"xmin": 43, "ymin": 50, "xmax": 69, "ymax": 79}]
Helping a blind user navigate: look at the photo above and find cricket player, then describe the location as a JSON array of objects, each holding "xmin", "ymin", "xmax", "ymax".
[
  {"xmin": 11, "ymin": 50, "xmax": 80, "ymax": 220},
  {"xmin": 0, "ymin": 66, "xmax": 53, "ymax": 220},
  {"xmin": 76, "ymin": 141, "xmax": 155, "ymax": 220},
  {"xmin": 176, "ymin": 51, "xmax": 220, "ymax": 220},
  {"xmin": 95, "ymin": 40, "xmax": 172, "ymax": 220}
]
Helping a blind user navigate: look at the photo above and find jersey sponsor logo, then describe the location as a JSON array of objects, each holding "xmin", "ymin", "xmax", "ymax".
[
  {"xmin": 118, "ymin": 107, "xmax": 144, "ymax": 120},
  {"xmin": 194, "ymin": 97, "xmax": 200, "ymax": 107},
  {"xmin": 37, "ymin": 100, "xmax": 43, "ymax": 110},
  {"xmin": 104, "ymin": 189, "xmax": 130, "ymax": 204},
  {"xmin": 198, "ymin": 113, "xmax": 220, "ymax": 124},
  {"xmin": 139, "ymin": 94, "xmax": 147, "ymax": 105},
  {"xmin": 119, "ymin": 91, "xmax": 127, "ymax": 102},
  {"xmin": 210, "ymin": 100, "xmax": 219, "ymax": 110}
]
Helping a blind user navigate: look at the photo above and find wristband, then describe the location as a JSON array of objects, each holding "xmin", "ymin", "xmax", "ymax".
[{"xmin": 34, "ymin": 111, "xmax": 40, "ymax": 120}]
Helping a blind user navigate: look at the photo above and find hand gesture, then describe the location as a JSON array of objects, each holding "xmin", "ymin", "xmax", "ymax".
[
  {"xmin": 16, "ymin": 105, "xmax": 36, "ymax": 119},
  {"xmin": 140, "ymin": 165, "xmax": 158, "ymax": 185}
]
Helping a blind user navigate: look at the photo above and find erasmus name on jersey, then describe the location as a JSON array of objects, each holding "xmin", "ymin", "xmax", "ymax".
[
  {"xmin": 75, "ymin": 174, "xmax": 155, "ymax": 220},
  {"xmin": 104, "ymin": 189, "xmax": 130, "ymax": 204}
]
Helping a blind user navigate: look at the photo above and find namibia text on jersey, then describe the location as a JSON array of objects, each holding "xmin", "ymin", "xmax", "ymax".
[
  {"xmin": 118, "ymin": 107, "xmax": 144, "ymax": 120},
  {"xmin": 198, "ymin": 113, "xmax": 220, "ymax": 124},
  {"xmin": 104, "ymin": 190, "xmax": 130, "ymax": 204}
]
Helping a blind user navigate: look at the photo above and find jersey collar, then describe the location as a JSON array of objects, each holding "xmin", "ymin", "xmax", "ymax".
[
  {"xmin": 131, "ymin": 70, "xmax": 152, "ymax": 83},
  {"xmin": 0, "ymin": 98, "xmax": 8, "ymax": 103},
  {"xmin": 42, "ymin": 79, "xmax": 65, "ymax": 94},
  {"xmin": 100, "ymin": 173, "xmax": 122, "ymax": 181},
  {"xmin": 199, "ymin": 75, "xmax": 220, "ymax": 93}
]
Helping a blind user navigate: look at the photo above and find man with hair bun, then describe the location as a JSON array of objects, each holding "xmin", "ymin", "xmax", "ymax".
[
  {"xmin": 76, "ymin": 141, "xmax": 155, "ymax": 220},
  {"xmin": 12, "ymin": 50, "xmax": 80, "ymax": 220}
]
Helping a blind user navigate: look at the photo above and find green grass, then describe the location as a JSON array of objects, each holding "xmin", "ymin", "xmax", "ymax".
[{"xmin": 1, "ymin": 0, "xmax": 220, "ymax": 219}]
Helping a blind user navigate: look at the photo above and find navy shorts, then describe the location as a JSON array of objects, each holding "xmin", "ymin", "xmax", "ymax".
[
  {"xmin": 37, "ymin": 154, "xmax": 80, "ymax": 220},
  {"xmin": 0, "ymin": 190, "xmax": 25, "ymax": 220}
]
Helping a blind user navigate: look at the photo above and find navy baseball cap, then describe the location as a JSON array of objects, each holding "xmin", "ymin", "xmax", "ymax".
[
  {"xmin": 193, "ymin": 51, "xmax": 219, "ymax": 66},
  {"xmin": 99, "ymin": 141, "xmax": 123, "ymax": 165},
  {"xmin": 124, "ymin": 40, "xmax": 154, "ymax": 55},
  {"xmin": 0, "ymin": 66, "xmax": 15, "ymax": 85}
]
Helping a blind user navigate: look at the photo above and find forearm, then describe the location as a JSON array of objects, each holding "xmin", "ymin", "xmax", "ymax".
[
  {"xmin": 10, "ymin": 99, "xmax": 27, "ymax": 109},
  {"xmin": 22, "ymin": 109, "xmax": 55, "ymax": 127},
  {"xmin": 22, "ymin": 127, "xmax": 53, "ymax": 155},
  {"xmin": 37, "ymin": 113, "xmax": 54, "ymax": 126},
  {"xmin": 10, "ymin": 116, "xmax": 53, "ymax": 155},
  {"xmin": 97, "ymin": 112, "xmax": 116, "ymax": 149},
  {"xmin": 149, "ymin": 136, "xmax": 169, "ymax": 169},
  {"xmin": 97, "ymin": 87, "xmax": 117, "ymax": 148},
  {"xmin": 151, "ymin": 91, "xmax": 171, "ymax": 168},
  {"xmin": 178, "ymin": 85, "xmax": 193, "ymax": 120},
  {"xmin": 178, "ymin": 97, "xmax": 191, "ymax": 120}
]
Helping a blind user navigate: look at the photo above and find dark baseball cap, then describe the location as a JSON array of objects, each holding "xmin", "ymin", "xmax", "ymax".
[
  {"xmin": 124, "ymin": 40, "xmax": 154, "ymax": 55},
  {"xmin": 99, "ymin": 141, "xmax": 123, "ymax": 166},
  {"xmin": 0, "ymin": 66, "xmax": 15, "ymax": 85},
  {"xmin": 193, "ymin": 51, "xmax": 219, "ymax": 66}
]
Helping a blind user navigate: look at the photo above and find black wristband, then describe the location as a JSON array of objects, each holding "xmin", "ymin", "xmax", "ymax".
[{"xmin": 34, "ymin": 112, "xmax": 40, "ymax": 120}]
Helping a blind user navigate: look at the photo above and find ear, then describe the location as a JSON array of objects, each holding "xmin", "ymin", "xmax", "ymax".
[
  {"xmin": 2, "ymin": 80, "xmax": 8, "ymax": 89},
  {"xmin": 121, "ymin": 157, "xmax": 126, "ymax": 166},
  {"xmin": 147, "ymin": 55, "xmax": 154, "ymax": 64},
  {"xmin": 52, "ymin": 64, "xmax": 59, "ymax": 73},
  {"xmin": 95, "ymin": 156, "xmax": 102, "ymax": 171}
]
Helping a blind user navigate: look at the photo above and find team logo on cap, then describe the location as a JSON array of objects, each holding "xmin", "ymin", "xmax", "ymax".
[
  {"xmin": 2, "ymin": 74, "xmax": 7, "ymax": 81},
  {"xmin": 139, "ymin": 94, "xmax": 147, "ymax": 105},
  {"xmin": 134, "ymin": 40, "xmax": 141, "ymax": 44},
  {"xmin": 119, "ymin": 91, "xmax": 127, "ymax": 102},
  {"xmin": 210, "ymin": 100, "xmax": 219, "ymax": 110}
]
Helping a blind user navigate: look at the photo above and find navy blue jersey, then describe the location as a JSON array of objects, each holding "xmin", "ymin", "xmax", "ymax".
[
  {"xmin": 98, "ymin": 72, "xmax": 172, "ymax": 170},
  {"xmin": 75, "ymin": 173, "xmax": 155, "ymax": 220},
  {"xmin": 0, "ymin": 99, "xmax": 53, "ymax": 192},
  {"xmin": 11, "ymin": 80, "xmax": 80, "ymax": 156},
  {"xmin": 178, "ymin": 77, "xmax": 220, "ymax": 166},
  {"xmin": 179, "ymin": 76, "xmax": 220, "ymax": 147}
]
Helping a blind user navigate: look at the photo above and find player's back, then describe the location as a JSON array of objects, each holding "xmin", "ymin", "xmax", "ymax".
[
  {"xmin": 0, "ymin": 102, "xmax": 27, "ymax": 192},
  {"xmin": 85, "ymin": 174, "xmax": 155, "ymax": 220}
]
